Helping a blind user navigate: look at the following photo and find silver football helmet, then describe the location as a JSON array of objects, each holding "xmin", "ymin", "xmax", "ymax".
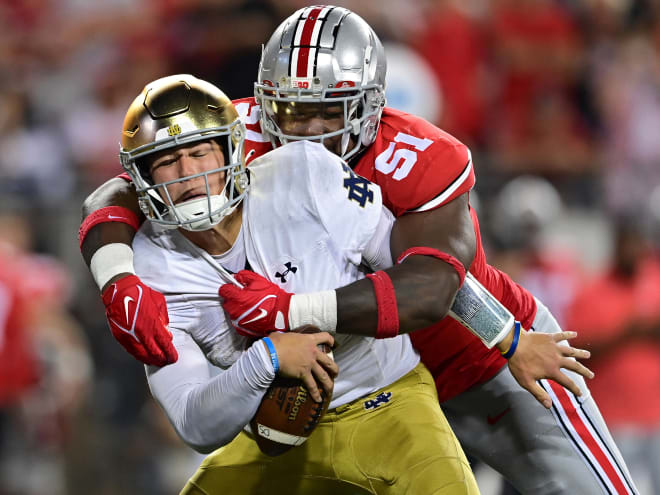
[
  {"xmin": 119, "ymin": 74, "xmax": 248, "ymax": 231},
  {"xmin": 255, "ymin": 5, "xmax": 387, "ymax": 161}
]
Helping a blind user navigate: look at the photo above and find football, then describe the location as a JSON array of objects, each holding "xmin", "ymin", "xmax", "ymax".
[{"xmin": 250, "ymin": 325, "xmax": 334, "ymax": 456}]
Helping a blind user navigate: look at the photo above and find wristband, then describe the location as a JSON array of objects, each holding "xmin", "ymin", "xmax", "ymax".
[
  {"xmin": 365, "ymin": 271, "xmax": 399, "ymax": 339},
  {"xmin": 397, "ymin": 247, "xmax": 466, "ymax": 287},
  {"xmin": 79, "ymin": 206, "xmax": 141, "ymax": 249},
  {"xmin": 262, "ymin": 337, "xmax": 279, "ymax": 374},
  {"xmin": 501, "ymin": 321, "xmax": 521, "ymax": 359},
  {"xmin": 90, "ymin": 243, "xmax": 136, "ymax": 291}
]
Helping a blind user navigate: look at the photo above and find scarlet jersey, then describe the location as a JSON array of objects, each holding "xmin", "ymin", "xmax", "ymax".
[
  {"xmin": 119, "ymin": 97, "xmax": 538, "ymax": 402},
  {"xmin": 354, "ymin": 107, "xmax": 537, "ymax": 401},
  {"xmin": 356, "ymin": 107, "xmax": 476, "ymax": 216}
]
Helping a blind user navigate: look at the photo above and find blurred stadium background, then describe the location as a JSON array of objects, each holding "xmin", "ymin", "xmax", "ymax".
[{"xmin": 1, "ymin": 0, "xmax": 659, "ymax": 493}]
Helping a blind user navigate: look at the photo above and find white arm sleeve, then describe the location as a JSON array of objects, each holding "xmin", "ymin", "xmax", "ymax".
[{"xmin": 146, "ymin": 328, "xmax": 275, "ymax": 454}]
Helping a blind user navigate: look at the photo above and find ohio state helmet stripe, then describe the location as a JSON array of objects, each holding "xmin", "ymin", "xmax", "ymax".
[
  {"xmin": 545, "ymin": 380, "xmax": 637, "ymax": 494},
  {"xmin": 291, "ymin": 6, "xmax": 331, "ymax": 78},
  {"xmin": 293, "ymin": 6, "xmax": 323, "ymax": 77}
]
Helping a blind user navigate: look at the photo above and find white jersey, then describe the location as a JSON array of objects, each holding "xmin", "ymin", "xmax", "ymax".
[
  {"xmin": 244, "ymin": 140, "xmax": 418, "ymax": 405},
  {"xmin": 134, "ymin": 140, "xmax": 418, "ymax": 451}
]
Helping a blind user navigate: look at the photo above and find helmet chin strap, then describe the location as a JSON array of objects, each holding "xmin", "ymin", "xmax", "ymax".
[
  {"xmin": 341, "ymin": 118, "xmax": 361, "ymax": 157},
  {"xmin": 168, "ymin": 193, "xmax": 232, "ymax": 232},
  {"xmin": 340, "ymin": 132, "xmax": 350, "ymax": 157},
  {"xmin": 340, "ymin": 94, "xmax": 362, "ymax": 158}
]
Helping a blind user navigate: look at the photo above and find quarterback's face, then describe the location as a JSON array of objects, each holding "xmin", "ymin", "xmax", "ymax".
[
  {"xmin": 266, "ymin": 101, "xmax": 352, "ymax": 156},
  {"xmin": 148, "ymin": 140, "xmax": 226, "ymax": 206}
]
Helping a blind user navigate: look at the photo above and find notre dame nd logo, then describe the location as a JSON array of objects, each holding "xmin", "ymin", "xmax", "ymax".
[
  {"xmin": 167, "ymin": 124, "xmax": 182, "ymax": 136},
  {"xmin": 342, "ymin": 164, "xmax": 374, "ymax": 207}
]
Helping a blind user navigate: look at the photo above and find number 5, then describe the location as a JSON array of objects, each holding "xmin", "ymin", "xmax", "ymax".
[{"xmin": 375, "ymin": 132, "xmax": 433, "ymax": 181}]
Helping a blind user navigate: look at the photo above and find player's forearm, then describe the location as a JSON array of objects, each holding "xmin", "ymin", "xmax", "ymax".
[
  {"xmin": 80, "ymin": 177, "xmax": 145, "ymax": 291},
  {"xmin": 148, "ymin": 335, "xmax": 275, "ymax": 454},
  {"xmin": 334, "ymin": 197, "xmax": 474, "ymax": 337},
  {"xmin": 335, "ymin": 256, "xmax": 461, "ymax": 336},
  {"xmin": 80, "ymin": 223, "xmax": 137, "ymax": 267}
]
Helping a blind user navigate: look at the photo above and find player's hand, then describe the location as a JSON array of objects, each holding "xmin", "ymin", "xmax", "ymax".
[
  {"xmin": 219, "ymin": 270, "xmax": 293, "ymax": 337},
  {"xmin": 102, "ymin": 275, "xmax": 178, "ymax": 366},
  {"xmin": 507, "ymin": 330, "xmax": 594, "ymax": 409},
  {"xmin": 267, "ymin": 331, "xmax": 338, "ymax": 402}
]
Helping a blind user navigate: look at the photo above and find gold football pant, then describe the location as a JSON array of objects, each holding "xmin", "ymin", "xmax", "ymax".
[{"xmin": 181, "ymin": 363, "xmax": 479, "ymax": 495}]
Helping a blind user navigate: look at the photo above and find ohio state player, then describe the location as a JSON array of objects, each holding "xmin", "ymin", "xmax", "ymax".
[{"xmin": 79, "ymin": 5, "xmax": 637, "ymax": 495}]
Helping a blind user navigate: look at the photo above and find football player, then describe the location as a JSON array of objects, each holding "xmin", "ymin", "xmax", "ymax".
[
  {"xmin": 117, "ymin": 74, "xmax": 479, "ymax": 494},
  {"xmin": 78, "ymin": 6, "xmax": 637, "ymax": 494}
]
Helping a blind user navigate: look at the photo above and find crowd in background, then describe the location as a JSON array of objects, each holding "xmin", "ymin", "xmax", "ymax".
[{"xmin": 1, "ymin": 0, "xmax": 659, "ymax": 493}]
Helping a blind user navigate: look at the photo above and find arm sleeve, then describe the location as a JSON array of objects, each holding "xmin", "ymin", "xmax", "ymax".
[{"xmin": 146, "ymin": 328, "xmax": 275, "ymax": 454}]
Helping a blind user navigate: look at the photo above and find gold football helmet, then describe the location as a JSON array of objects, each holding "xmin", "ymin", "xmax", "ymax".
[{"xmin": 119, "ymin": 74, "xmax": 248, "ymax": 231}]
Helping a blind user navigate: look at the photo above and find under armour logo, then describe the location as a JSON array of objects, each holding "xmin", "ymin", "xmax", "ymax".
[
  {"xmin": 275, "ymin": 262, "xmax": 297, "ymax": 283},
  {"xmin": 342, "ymin": 164, "xmax": 374, "ymax": 207},
  {"xmin": 364, "ymin": 392, "xmax": 392, "ymax": 410}
]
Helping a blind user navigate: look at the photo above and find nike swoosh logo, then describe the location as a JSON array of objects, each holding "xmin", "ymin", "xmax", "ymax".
[
  {"xmin": 124, "ymin": 296, "xmax": 134, "ymax": 324},
  {"xmin": 242, "ymin": 308, "xmax": 268, "ymax": 325},
  {"xmin": 233, "ymin": 295, "xmax": 276, "ymax": 328},
  {"xmin": 109, "ymin": 286, "xmax": 143, "ymax": 342},
  {"xmin": 487, "ymin": 407, "xmax": 511, "ymax": 425}
]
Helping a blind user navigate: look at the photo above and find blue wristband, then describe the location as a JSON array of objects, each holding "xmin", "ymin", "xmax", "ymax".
[
  {"xmin": 501, "ymin": 321, "xmax": 521, "ymax": 359},
  {"xmin": 262, "ymin": 337, "xmax": 279, "ymax": 374}
]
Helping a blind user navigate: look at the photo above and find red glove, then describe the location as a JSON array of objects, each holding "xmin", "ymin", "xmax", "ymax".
[
  {"xmin": 219, "ymin": 270, "xmax": 293, "ymax": 337},
  {"xmin": 102, "ymin": 275, "xmax": 178, "ymax": 366}
]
